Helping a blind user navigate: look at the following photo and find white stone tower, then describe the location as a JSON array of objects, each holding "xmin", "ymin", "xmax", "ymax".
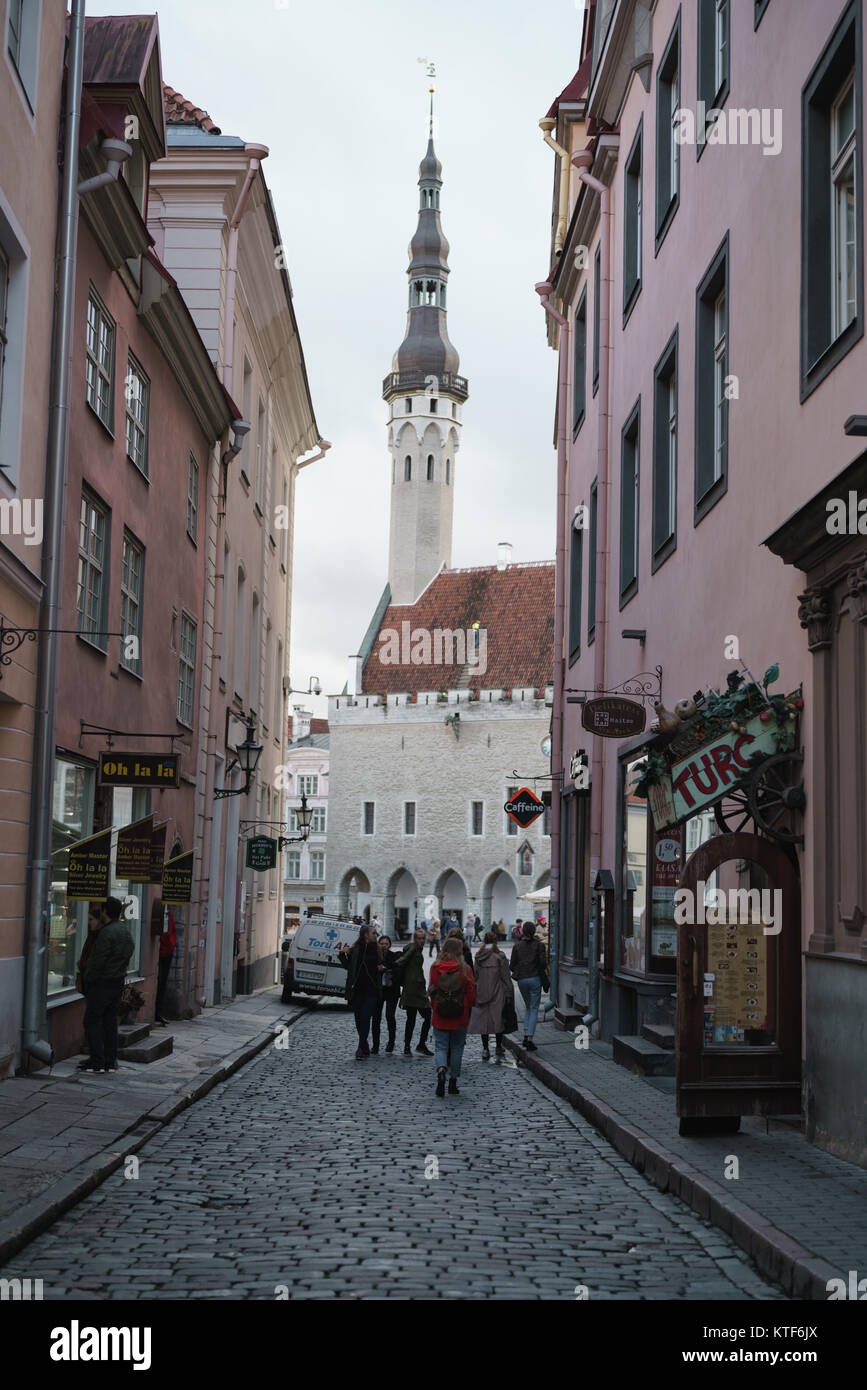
[{"xmin": 383, "ymin": 98, "xmax": 469, "ymax": 606}]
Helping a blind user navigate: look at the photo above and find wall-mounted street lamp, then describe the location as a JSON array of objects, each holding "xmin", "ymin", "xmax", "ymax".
[{"xmin": 215, "ymin": 719, "xmax": 262, "ymax": 798}]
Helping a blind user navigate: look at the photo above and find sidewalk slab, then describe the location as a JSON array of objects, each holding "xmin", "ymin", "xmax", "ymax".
[
  {"xmin": 505, "ymin": 1015, "xmax": 867, "ymax": 1300},
  {"xmin": 0, "ymin": 990, "xmax": 306, "ymax": 1262}
]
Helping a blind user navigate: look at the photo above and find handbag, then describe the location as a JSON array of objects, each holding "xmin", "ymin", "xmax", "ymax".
[{"xmin": 501, "ymin": 993, "xmax": 518, "ymax": 1034}]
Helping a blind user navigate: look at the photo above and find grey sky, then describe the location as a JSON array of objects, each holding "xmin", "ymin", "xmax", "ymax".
[{"xmin": 88, "ymin": 0, "xmax": 586, "ymax": 717}]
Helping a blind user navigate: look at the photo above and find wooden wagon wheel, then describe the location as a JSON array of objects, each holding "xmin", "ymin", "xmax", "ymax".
[
  {"xmin": 713, "ymin": 783, "xmax": 756, "ymax": 835},
  {"xmin": 747, "ymin": 751, "xmax": 805, "ymax": 844}
]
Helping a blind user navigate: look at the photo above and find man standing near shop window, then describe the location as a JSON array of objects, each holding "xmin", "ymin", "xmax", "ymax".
[{"xmin": 78, "ymin": 897, "xmax": 134, "ymax": 1073}]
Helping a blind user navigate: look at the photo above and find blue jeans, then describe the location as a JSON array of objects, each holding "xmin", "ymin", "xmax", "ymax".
[
  {"xmin": 516, "ymin": 976, "xmax": 542, "ymax": 1038},
  {"xmin": 433, "ymin": 1026, "xmax": 467, "ymax": 1078}
]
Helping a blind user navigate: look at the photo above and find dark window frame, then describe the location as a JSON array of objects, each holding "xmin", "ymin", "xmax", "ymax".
[
  {"xmin": 652, "ymin": 327, "xmax": 679, "ymax": 570},
  {"xmin": 592, "ymin": 244, "xmax": 601, "ymax": 395},
  {"xmin": 754, "ymin": 0, "xmax": 770, "ymax": 28},
  {"xmin": 694, "ymin": 232, "xmax": 730, "ymax": 523},
  {"xmin": 363, "ymin": 801, "xmax": 375, "ymax": 835},
  {"xmin": 568, "ymin": 520, "xmax": 583, "ymax": 665},
  {"xmin": 573, "ymin": 286, "xmax": 588, "ymax": 436},
  {"xmin": 588, "ymin": 479, "xmax": 598, "ymax": 644},
  {"xmin": 800, "ymin": 0, "xmax": 863, "ymax": 402},
  {"xmin": 404, "ymin": 801, "xmax": 416, "ymax": 836},
  {"xmin": 619, "ymin": 398, "xmax": 641, "ymax": 608},
  {"xmin": 623, "ymin": 119, "xmax": 643, "ymax": 324},
  {"xmin": 655, "ymin": 8, "xmax": 682, "ymax": 253},
  {"xmin": 696, "ymin": 0, "xmax": 731, "ymax": 161}
]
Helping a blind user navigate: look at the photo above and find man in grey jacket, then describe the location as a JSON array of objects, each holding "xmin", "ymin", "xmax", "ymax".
[{"xmin": 79, "ymin": 897, "xmax": 134, "ymax": 1073}]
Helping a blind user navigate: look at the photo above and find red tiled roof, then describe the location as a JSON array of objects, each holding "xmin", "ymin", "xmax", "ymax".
[
  {"xmin": 545, "ymin": 53, "xmax": 591, "ymax": 119},
  {"xmin": 361, "ymin": 563, "xmax": 555, "ymax": 697},
  {"xmin": 309, "ymin": 718, "xmax": 329, "ymax": 734},
  {"xmin": 163, "ymin": 83, "xmax": 222, "ymax": 134}
]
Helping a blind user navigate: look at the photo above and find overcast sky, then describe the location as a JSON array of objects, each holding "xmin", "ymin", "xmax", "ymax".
[{"xmin": 89, "ymin": 0, "xmax": 586, "ymax": 717}]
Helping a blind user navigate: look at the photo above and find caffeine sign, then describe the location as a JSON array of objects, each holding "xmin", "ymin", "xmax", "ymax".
[
  {"xmin": 504, "ymin": 787, "xmax": 544, "ymax": 828},
  {"xmin": 581, "ymin": 697, "xmax": 646, "ymax": 739}
]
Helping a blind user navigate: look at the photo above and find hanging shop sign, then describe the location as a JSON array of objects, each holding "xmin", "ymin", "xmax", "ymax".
[
  {"xmin": 161, "ymin": 849, "xmax": 194, "ymax": 905},
  {"xmin": 67, "ymin": 827, "xmax": 112, "ymax": 901},
  {"xmin": 581, "ymin": 696, "xmax": 646, "ymax": 739},
  {"xmin": 246, "ymin": 835, "xmax": 278, "ymax": 871},
  {"xmin": 149, "ymin": 821, "xmax": 169, "ymax": 884},
  {"xmin": 504, "ymin": 787, "xmax": 544, "ymax": 828},
  {"xmin": 116, "ymin": 814, "xmax": 154, "ymax": 883},
  {"xmin": 98, "ymin": 752, "xmax": 179, "ymax": 788}
]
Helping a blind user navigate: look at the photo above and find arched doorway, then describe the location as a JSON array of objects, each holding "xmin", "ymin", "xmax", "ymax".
[
  {"xmin": 336, "ymin": 867, "xmax": 371, "ymax": 920},
  {"xmin": 481, "ymin": 868, "xmax": 518, "ymax": 934},
  {"xmin": 677, "ymin": 832, "xmax": 801, "ymax": 1133},
  {"xmin": 433, "ymin": 869, "xmax": 467, "ymax": 926},
  {"xmin": 384, "ymin": 868, "xmax": 418, "ymax": 941}
]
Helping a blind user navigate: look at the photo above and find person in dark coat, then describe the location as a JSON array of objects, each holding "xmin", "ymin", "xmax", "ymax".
[
  {"xmin": 446, "ymin": 926, "xmax": 473, "ymax": 969},
  {"xmin": 509, "ymin": 919, "xmax": 549, "ymax": 1051},
  {"xmin": 397, "ymin": 927, "xmax": 433, "ymax": 1055},
  {"xmin": 468, "ymin": 932, "xmax": 513, "ymax": 1058},
  {"xmin": 339, "ymin": 924, "xmax": 382, "ymax": 1059},
  {"xmin": 79, "ymin": 897, "xmax": 134, "ymax": 1073},
  {"xmin": 371, "ymin": 935, "xmax": 400, "ymax": 1053}
]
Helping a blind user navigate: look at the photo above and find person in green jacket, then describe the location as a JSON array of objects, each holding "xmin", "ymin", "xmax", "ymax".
[
  {"xmin": 397, "ymin": 926, "xmax": 433, "ymax": 1056},
  {"xmin": 79, "ymin": 897, "xmax": 134, "ymax": 1073}
]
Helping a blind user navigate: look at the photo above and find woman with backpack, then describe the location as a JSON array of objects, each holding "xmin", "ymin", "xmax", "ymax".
[
  {"xmin": 428, "ymin": 935, "xmax": 476, "ymax": 1096},
  {"xmin": 468, "ymin": 931, "xmax": 513, "ymax": 1059},
  {"xmin": 339, "ymin": 924, "xmax": 382, "ymax": 1060},
  {"xmin": 509, "ymin": 919, "xmax": 549, "ymax": 1052},
  {"xmin": 371, "ymin": 934, "xmax": 401, "ymax": 1054},
  {"xmin": 397, "ymin": 926, "xmax": 434, "ymax": 1055}
]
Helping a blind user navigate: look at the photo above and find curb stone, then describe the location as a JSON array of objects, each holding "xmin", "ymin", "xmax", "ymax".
[
  {"xmin": 0, "ymin": 1006, "xmax": 306, "ymax": 1265},
  {"xmin": 504, "ymin": 1035, "xmax": 841, "ymax": 1300}
]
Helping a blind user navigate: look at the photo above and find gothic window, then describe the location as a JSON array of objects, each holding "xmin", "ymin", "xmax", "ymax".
[
  {"xmin": 413, "ymin": 280, "xmax": 423, "ymax": 306},
  {"xmin": 426, "ymin": 455, "xmax": 434, "ymax": 480},
  {"xmin": 519, "ymin": 844, "xmax": 533, "ymax": 877},
  {"xmin": 439, "ymin": 283, "xmax": 447, "ymax": 307},
  {"xmin": 404, "ymin": 455, "xmax": 412, "ymax": 481},
  {"xmin": 445, "ymin": 458, "xmax": 451, "ymax": 484},
  {"xmin": 430, "ymin": 398, "xmax": 437, "ymax": 413},
  {"xmin": 405, "ymin": 398, "xmax": 412, "ymax": 413},
  {"xmin": 424, "ymin": 280, "xmax": 438, "ymax": 305}
]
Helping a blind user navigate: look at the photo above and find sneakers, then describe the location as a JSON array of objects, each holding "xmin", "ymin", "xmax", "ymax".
[
  {"xmin": 415, "ymin": 1043, "xmax": 433, "ymax": 1056},
  {"xmin": 403, "ymin": 1045, "xmax": 412, "ymax": 1056},
  {"xmin": 77, "ymin": 1060, "xmax": 101, "ymax": 1072},
  {"xmin": 524, "ymin": 1037, "xmax": 538, "ymax": 1052},
  {"xmin": 482, "ymin": 1048, "xmax": 491, "ymax": 1061},
  {"xmin": 435, "ymin": 1069, "xmax": 446, "ymax": 1097},
  {"xmin": 448, "ymin": 1077, "xmax": 459, "ymax": 1095}
]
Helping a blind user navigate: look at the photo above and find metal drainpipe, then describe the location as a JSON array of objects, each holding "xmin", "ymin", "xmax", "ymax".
[
  {"xmin": 22, "ymin": 0, "xmax": 87, "ymax": 1067},
  {"xmin": 572, "ymin": 149, "xmax": 612, "ymax": 1031},
  {"xmin": 539, "ymin": 120, "xmax": 571, "ymax": 256},
  {"xmin": 535, "ymin": 284, "xmax": 569, "ymax": 1014}
]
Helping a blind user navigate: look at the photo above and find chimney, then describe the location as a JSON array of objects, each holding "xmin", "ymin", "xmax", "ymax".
[
  {"xmin": 292, "ymin": 706, "xmax": 312, "ymax": 742},
  {"xmin": 348, "ymin": 654, "xmax": 364, "ymax": 698},
  {"xmin": 497, "ymin": 541, "xmax": 512, "ymax": 571}
]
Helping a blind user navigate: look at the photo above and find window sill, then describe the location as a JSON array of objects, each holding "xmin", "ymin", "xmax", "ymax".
[
  {"xmin": 696, "ymin": 80, "xmax": 730, "ymax": 161},
  {"xmin": 651, "ymin": 533, "xmax": 677, "ymax": 574},
  {"xmin": 801, "ymin": 317, "xmax": 864, "ymax": 403},
  {"xmin": 186, "ymin": 530, "xmax": 197, "ymax": 547},
  {"xmin": 126, "ymin": 454, "xmax": 150, "ymax": 483},
  {"xmin": 85, "ymin": 399, "xmax": 115, "ymax": 440},
  {"xmin": 118, "ymin": 663, "xmax": 144, "ymax": 683},
  {"xmin": 694, "ymin": 471, "xmax": 728, "ymax": 525},
  {"xmin": 572, "ymin": 411, "xmax": 586, "ymax": 439},
  {"xmin": 76, "ymin": 632, "xmax": 108, "ymax": 657},
  {"xmin": 619, "ymin": 578, "xmax": 638, "ymax": 611},
  {"xmin": 622, "ymin": 279, "xmax": 642, "ymax": 328},
  {"xmin": 176, "ymin": 718, "xmax": 194, "ymax": 733},
  {"xmin": 654, "ymin": 192, "xmax": 679, "ymax": 257},
  {"xmin": 239, "ymin": 470, "xmax": 250, "ymax": 489},
  {"xmin": 254, "ymin": 502, "xmax": 263, "ymax": 521}
]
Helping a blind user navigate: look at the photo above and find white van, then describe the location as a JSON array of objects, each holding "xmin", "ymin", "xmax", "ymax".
[{"xmin": 282, "ymin": 917, "xmax": 358, "ymax": 1000}]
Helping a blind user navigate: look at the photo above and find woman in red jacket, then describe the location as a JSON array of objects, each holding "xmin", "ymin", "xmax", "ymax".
[{"xmin": 428, "ymin": 935, "xmax": 476, "ymax": 1097}]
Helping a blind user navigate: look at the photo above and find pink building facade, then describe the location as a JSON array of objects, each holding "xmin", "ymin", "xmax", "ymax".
[{"xmin": 543, "ymin": 0, "xmax": 866, "ymax": 1164}]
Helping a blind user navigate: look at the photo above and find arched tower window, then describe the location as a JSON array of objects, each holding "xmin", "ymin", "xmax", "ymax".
[
  {"xmin": 404, "ymin": 455, "xmax": 412, "ymax": 481},
  {"xmin": 426, "ymin": 455, "xmax": 434, "ymax": 480},
  {"xmin": 430, "ymin": 398, "xmax": 438, "ymax": 413},
  {"xmin": 405, "ymin": 398, "xmax": 413, "ymax": 413},
  {"xmin": 439, "ymin": 283, "xmax": 447, "ymax": 307},
  {"xmin": 446, "ymin": 459, "xmax": 451, "ymax": 485}
]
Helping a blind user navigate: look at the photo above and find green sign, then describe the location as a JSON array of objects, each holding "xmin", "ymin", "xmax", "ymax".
[{"xmin": 246, "ymin": 835, "xmax": 277, "ymax": 871}]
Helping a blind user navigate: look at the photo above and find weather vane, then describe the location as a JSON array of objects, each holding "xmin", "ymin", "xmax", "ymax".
[{"xmin": 417, "ymin": 58, "xmax": 437, "ymax": 136}]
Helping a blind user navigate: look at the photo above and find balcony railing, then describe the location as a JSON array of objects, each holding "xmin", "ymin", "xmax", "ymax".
[{"xmin": 382, "ymin": 370, "xmax": 469, "ymax": 402}]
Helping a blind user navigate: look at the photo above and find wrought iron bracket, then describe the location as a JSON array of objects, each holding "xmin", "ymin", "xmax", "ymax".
[
  {"xmin": 565, "ymin": 665, "xmax": 662, "ymax": 708},
  {"xmin": 0, "ymin": 622, "xmax": 124, "ymax": 681}
]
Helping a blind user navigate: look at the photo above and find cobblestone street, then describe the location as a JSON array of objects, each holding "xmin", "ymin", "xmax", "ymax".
[{"xmin": 0, "ymin": 1005, "xmax": 785, "ymax": 1300}]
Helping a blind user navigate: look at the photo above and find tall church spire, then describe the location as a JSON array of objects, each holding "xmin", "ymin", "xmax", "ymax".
[{"xmin": 383, "ymin": 103, "xmax": 469, "ymax": 607}]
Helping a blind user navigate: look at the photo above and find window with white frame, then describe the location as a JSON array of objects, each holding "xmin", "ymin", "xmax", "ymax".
[
  {"xmin": 86, "ymin": 293, "xmax": 115, "ymax": 429},
  {"xmin": 119, "ymin": 531, "xmax": 143, "ymax": 676},
  {"xmin": 714, "ymin": 0, "xmax": 729, "ymax": 98},
  {"xmin": 298, "ymin": 775, "xmax": 319, "ymax": 797},
  {"xmin": 309, "ymin": 850, "xmax": 325, "ymax": 882},
  {"xmin": 695, "ymin": 235, "xmax": 729, "ymax": 515},
  {"xmin": 279, "ymin": 476, "xmax": 288, "ymax": 567},
  {"xmin": 177, "ymin": 612, "xmax": 197, "ymax": 726},
  {"xmin": 713, "ymin": 288, "xmax": 727, "ymax": 485},
  {"xmin": 187, "ymin": 452, "xmax": 199, "ymax": 542},
  {"xmin": 76, "ymin": 492, "xmax": 107, "ymax": 645},
  {"xmin": 832, "ymin": 71, "xmax": 857, "ymax": 337},
  {"xmin": 7, "ymin": 0, "xmax": 40, "ymax": 110},
  {"xmin": 310, "ymin": 806, "xmax": 326, "ymax": 834},
  {"xmin": 404, "ymin": 801, "xmax": 416, "ymax": 836},
  {"xmin": 124, "ymin": 355, "xmax": 148, "ymax": 473},
  {"xmin": 255, "ymin": 396, "xmax": 266, "ymax": 510},
  {"xmin": 286, "ymin": 850, "xmax": 301, "ymax": 880}
]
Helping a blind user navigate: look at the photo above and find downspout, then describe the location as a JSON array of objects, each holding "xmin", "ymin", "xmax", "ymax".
[
  {"xmin": 572, "ymin": 148, "xmax": 611, "ymax": 1031},
  {"xmin": 539, "ymin": 119, "xmax": 571, "ymax": 256},
  {"xmin": 22, "ymin": 0, "xmax": 87, "ymax": 1067},
  {"xmin": 534, "ymin": 283, "xmax": 569, "ymax": 1013}
]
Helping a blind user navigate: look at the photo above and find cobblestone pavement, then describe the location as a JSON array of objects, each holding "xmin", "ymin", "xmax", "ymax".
[{"xmin": 0, "ymin": 1005, "xmax": 786, "ymax": 1300}]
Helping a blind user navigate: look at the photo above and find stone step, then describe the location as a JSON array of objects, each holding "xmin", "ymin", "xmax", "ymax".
[
  {"xmin": 612, "ymin": 1034, "xmax": 675, "ymax": 1077},
  {"xmin": 554, "ymin": 1007, "xmax": 584, "ymax": 1032},
  {"xmin": 117, "ymin": 1034, "xmax": 173, "ymax": 1064},
  {"xmin": 117, "ymin": 1022, "xmax": 151, "ymax": 1047},
  {"xmin": 641, "ymin": 1023, "xmax": 675, "ymax": 1050}
]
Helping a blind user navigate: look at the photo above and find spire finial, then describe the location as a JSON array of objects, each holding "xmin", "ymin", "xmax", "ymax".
[{"xmin": 417, "ymin": 58, "xmax": 437, "ymax": 140}]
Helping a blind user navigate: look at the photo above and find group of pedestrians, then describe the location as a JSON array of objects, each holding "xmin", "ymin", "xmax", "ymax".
[{"xmin": 340, "ymin": 918, "xmax": 549, "ymax": 1095}]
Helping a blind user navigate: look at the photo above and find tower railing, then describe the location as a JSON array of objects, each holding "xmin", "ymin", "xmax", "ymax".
[{"xmin": 382, "ymin": 370, "xmax": 469, "ymax": 402}]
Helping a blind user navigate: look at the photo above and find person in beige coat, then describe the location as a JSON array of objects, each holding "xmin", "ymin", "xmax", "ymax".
[{"xmin": 468, "ymin": 932, "xmax": 513, "ymax": 1059}]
